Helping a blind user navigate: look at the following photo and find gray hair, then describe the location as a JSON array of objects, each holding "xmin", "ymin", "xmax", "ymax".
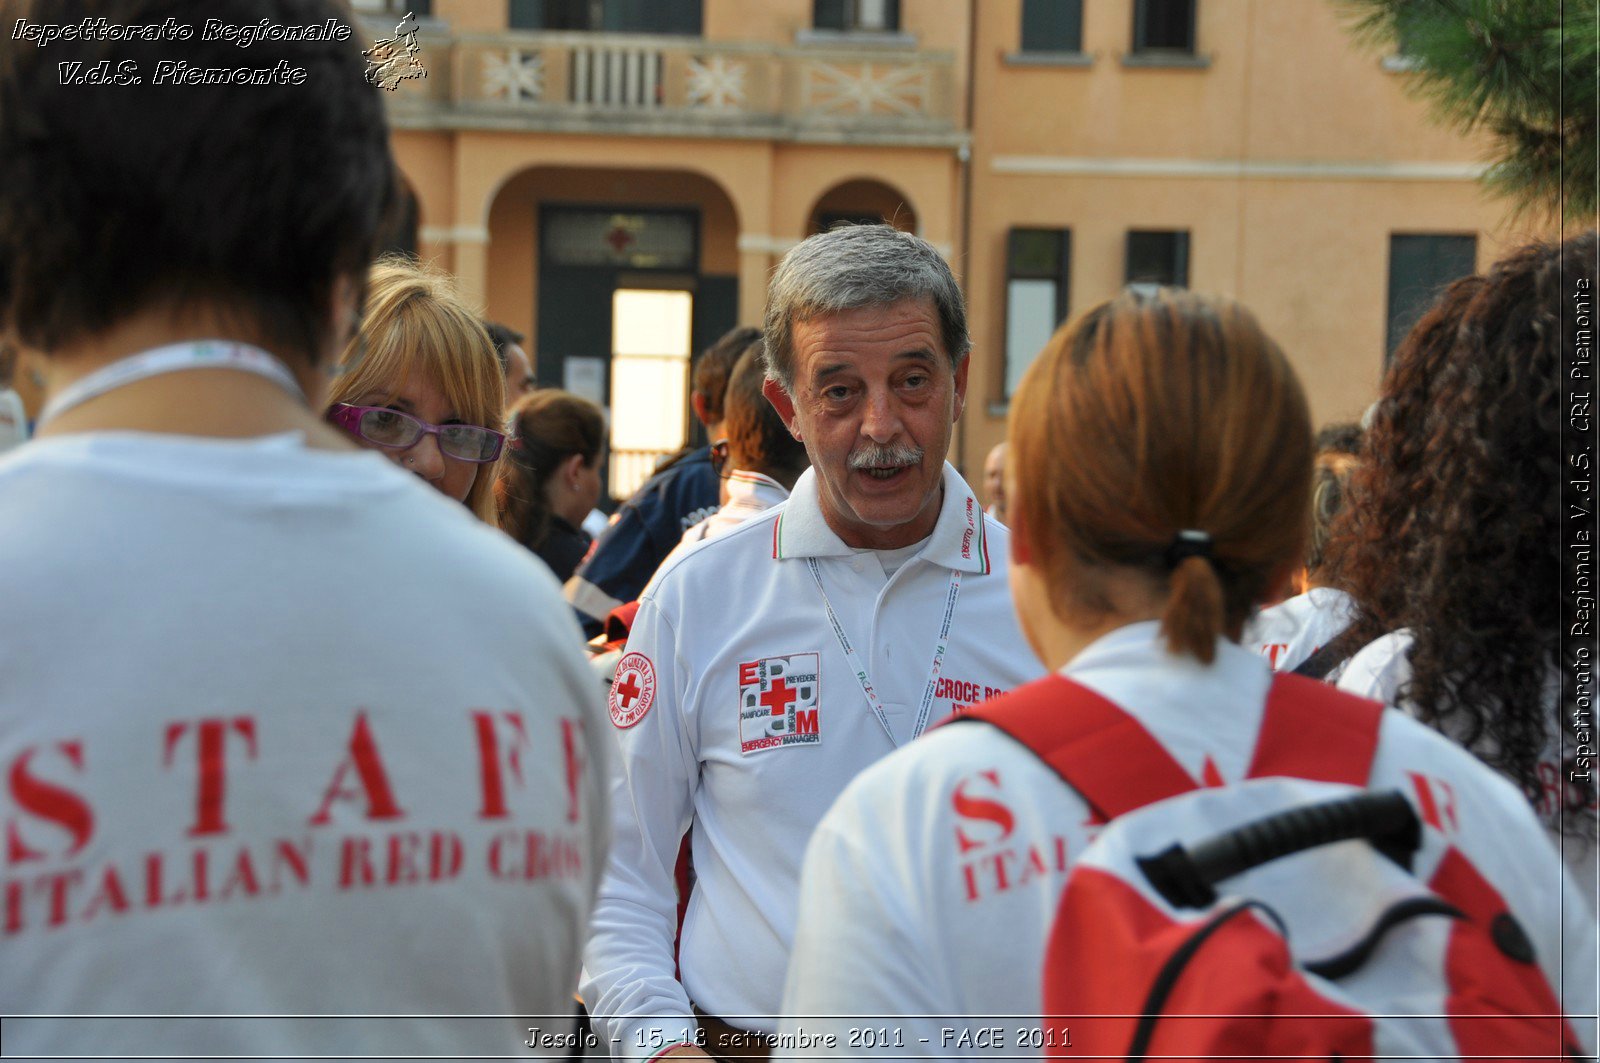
[{"xmin": 762, "ymin": 225, "xmax": 969, "ymax": 392}]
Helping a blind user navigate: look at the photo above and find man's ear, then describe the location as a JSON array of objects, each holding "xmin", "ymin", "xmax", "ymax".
[
  {"xmin": 951, "ymin": 356, "xmax": 970, "ymax": 422},
  {"xmin": 690, "ymin": 391, "xmax": 712, "ymax": 428},
  {"xmin": 762, "ymin": 378, "xmax": 802, "ymax": 442}
]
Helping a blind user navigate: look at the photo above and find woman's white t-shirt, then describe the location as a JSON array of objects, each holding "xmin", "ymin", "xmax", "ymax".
[
  {"xmin": 1243, "ymin": 586, "xmax": 1354, "ymax": 672},
  {"xmin": 1338, "ymin": 630, "xmax": 1597, "ymax": 908},
  {"xmin": 778, "ymin": 623, "xmax": 1595, "ymax": 1056},
  {"xmin": 0, "ymin": 431, "xmax": 610, "ymax": 1057}
]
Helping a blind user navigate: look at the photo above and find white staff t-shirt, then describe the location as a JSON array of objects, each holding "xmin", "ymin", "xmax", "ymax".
[
  {"xmin": 1244, "ymin": 586, "xmax": 1354, "ymax": 672},
  {"xmin": 779, "ymin": 623, "xmax": 1596, "ymax": 1058},
  {"xmin": 0, "ymin": 431, "xmax": 610, "ymax": 1058},
  {"xmin": 1338, "ymin": 629, "xmax": 1597, "ymax": 908}
]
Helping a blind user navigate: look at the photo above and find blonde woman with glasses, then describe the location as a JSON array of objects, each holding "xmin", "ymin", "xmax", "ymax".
[{"xmin": 327, "ymin": 257, "xmax": 506, "ymax": 522}]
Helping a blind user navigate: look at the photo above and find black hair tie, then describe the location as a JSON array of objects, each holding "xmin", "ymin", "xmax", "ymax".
[{"xmin": 1165, "ymin": 529, "xmax": 1214, "ymax": 568}]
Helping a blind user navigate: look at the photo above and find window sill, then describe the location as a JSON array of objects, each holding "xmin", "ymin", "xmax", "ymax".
[
  {"xmin": 1120, "ymin": 51, "xmax": 1211, "ymax": 69},
  {"xmin": 796, "ymin": 28, "xmax": 917, "ymax": 50},
  {"xmin": 1004, "ymin": 50, "xmax": 1093, "ymax": 68},
  {"xmin": 1381, "ymin": 54, "xmax": 1422, "ymax": 72}
]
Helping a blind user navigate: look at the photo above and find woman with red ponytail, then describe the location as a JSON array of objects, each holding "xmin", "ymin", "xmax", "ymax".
[{"xmin": 776, "ymin": 287, "xmax": 1594, "ymax": 1058}]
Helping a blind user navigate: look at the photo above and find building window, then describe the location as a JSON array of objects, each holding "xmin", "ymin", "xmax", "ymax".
[
  {"xmin": 1005, "ymin": 229, "xmax": 1071, "ymax": 398},
  {"xmin": 1380, "ymin": 10, "xmax": 1425, "ymax": 71},
  {"xmin": 542, "ymin": 209, "xmax": 697, "ymax": 271},
  {"xmin": 510, "ymin": 0, "xmax": 584, "ymax": 29},
  {"xmin": 813, "ymin": 0, "xmax": 900, "ymax": 33},
  {"xmin": 354, "ymin": 0, "xmax": 432, "ymax": 15},
  {"xmin": 1126, "ymin": 230, "xmax": 1189, "ymax": 289},
  {"xmin": 1021, "ymin": 0, "xmax": 1083, "ymax": 53},
  {"xmin": 1386, "ymin": 234, "xmax": 1476, "ymax": 360},
  {"xmin": 509, "ymin": 0, "xmax": 701, "ymax": 34},
  {"xmin": 1132, "ymin": 0, "xmax": 1196, "ymax": 54}
]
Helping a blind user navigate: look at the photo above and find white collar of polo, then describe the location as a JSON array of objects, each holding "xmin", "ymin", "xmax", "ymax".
[{"xmin": 770, "ymin": 461, "xmax": 991, "ymax": 574}]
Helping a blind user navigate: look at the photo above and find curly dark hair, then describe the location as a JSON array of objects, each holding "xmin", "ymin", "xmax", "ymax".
[{"xmin": 1327, "ymin": 232, "xmax": 1596, "ymax": 827}]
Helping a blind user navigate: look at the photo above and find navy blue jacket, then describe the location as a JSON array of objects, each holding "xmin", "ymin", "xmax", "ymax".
[{"xmin": 564, "ymin": 447, "xmax": 720, "ymax": 638}]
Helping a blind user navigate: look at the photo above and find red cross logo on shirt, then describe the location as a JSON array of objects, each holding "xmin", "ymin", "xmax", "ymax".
[
  {"xmin": 761, "ymin": 677, "xmax": 798, "ymax": 717},
  {"xmin": 609, "ymin": 652, "xmax": 656, "ymax": 729},
  {"xmin": 616, "ymin": 674, "xmax": 641, "ymax": 709},
  {"xmin": 737, "ymin": 652, "xmax": 821, "ymax": 753}
]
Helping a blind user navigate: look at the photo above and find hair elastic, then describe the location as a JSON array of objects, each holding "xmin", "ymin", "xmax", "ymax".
[{"xmin": 1164, "ymin": 529, "xmax": 1214, "ymax": 568}]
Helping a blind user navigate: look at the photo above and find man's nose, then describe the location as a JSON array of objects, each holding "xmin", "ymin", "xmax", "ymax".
[
  {"xmin": 859, "ymin": 386, "xmax": 905, "ymax": 443},
  {"xmin": 400, "ymin": 431, "xmax": 447, "ymax": 482}
]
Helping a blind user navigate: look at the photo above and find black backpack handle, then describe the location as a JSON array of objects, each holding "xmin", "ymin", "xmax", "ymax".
[{"xmin": 1137, "ymin": 789, "xmax": 1422, "ymax": 909}]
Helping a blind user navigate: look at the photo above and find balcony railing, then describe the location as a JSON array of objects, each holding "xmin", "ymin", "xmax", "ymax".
[{"xmin": 372, "ymin": 24, "xmax": 959, "ymax": 140}]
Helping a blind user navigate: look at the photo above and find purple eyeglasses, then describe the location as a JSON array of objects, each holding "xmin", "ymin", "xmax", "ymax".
[{"xmin": 328, "ymin": 404, "xmax": 505, "ymax": 463}]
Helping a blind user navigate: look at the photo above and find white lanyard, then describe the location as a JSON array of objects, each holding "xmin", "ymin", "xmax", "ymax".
[
  {"xmin": 36, "ymin": 341, "xmax": 305, "ymax": 429},
  {"xmin": 806, "ymin": 557, "xmax": 962, "ymax": 747}
]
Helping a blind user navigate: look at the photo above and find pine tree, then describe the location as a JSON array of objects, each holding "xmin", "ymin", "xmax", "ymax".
[{"xmin": 1339, "ymin": 0, "xmax": 1596, "ymax": 223}]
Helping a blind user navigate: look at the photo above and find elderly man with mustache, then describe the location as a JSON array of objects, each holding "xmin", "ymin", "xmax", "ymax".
[{"xmin": 582, "ymin": 225, "xmax": 1043, "ymax": 1063}]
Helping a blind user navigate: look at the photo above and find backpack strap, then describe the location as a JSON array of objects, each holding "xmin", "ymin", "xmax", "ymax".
[
  {"xmin": 1290, "ymin": 639, "xmax": 1354, "ymax": 681},
  {"xmin": 1247, "ymin": 674, "xmax": 1385, "ymax": 786},
  {"xmin": 956, "ymin": 676, "xmax": 1199, "ymax": 820}
]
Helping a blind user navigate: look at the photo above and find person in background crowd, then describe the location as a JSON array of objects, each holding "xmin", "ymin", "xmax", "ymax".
[
  {"xmin": 565, "ymin": 325, "xmax": 758, "ymax": 638},
  {"xmin": 1243, "ymin": 434, "xmax": 1361, "ymax": 674},
  {"xmin": 498, "ymin": 388, "xmax": 607, "ymax": 582},
  {"xmin": 486, "ymin": 320, "xmax": 537, "ymax": 406},
  {"xmin": 326, "ymin": 258, "xmax": 506, "ymax": 523},
  {"xmin": 582, "ymin": 225, "xmax": 1041, "ymax": 1062},
  {"xmin": 983, "ymin": 440, "xmax": 1008, "ymax": 523},
  {"xmin": 594, "ymin": 339, "xmax": 808, "ymax": 670},
  {"xmin": 777, "ymin": 287, "xmax": 1596, "ymax": 1057},
  {"xmin": 661, "ymin": 338, "xmax": 809, "ymax": 565},
  {"xmin": 0, "ymin": 1, "xmax": 608, "ymax": 1056},
  {"xmin": 1331, "ymin": 232, "xmax": 1599, "ymax": 896}
]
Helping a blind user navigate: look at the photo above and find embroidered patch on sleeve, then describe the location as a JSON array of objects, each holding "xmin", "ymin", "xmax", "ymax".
[
  {"xmin": 737, "ymin": 653, "xmax": 821, "ymax": 754},
  {"xmin": 610, "ymin": 652, "xmax": 657, "ymax": 729}
]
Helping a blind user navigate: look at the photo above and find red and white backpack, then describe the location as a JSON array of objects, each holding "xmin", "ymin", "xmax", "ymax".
[{"xmin": 961, "ymin": 674, "xmax": 1590, "ymax": 1061}]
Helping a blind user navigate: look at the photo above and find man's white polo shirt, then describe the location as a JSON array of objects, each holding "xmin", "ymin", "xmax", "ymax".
[{"xmin": 581, "ymin": 462, "xmax": 1043, "ymax": 1061}]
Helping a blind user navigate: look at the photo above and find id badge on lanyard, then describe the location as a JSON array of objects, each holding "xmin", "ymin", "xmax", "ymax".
[{"xmin": 806, "ymin": 557, "xmax": 962, "ymax": 747}]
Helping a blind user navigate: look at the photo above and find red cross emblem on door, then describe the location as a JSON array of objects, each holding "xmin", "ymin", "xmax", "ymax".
[{"xmin": 605, "ymin": 224, "xmax": 636, "ymax": 257}]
